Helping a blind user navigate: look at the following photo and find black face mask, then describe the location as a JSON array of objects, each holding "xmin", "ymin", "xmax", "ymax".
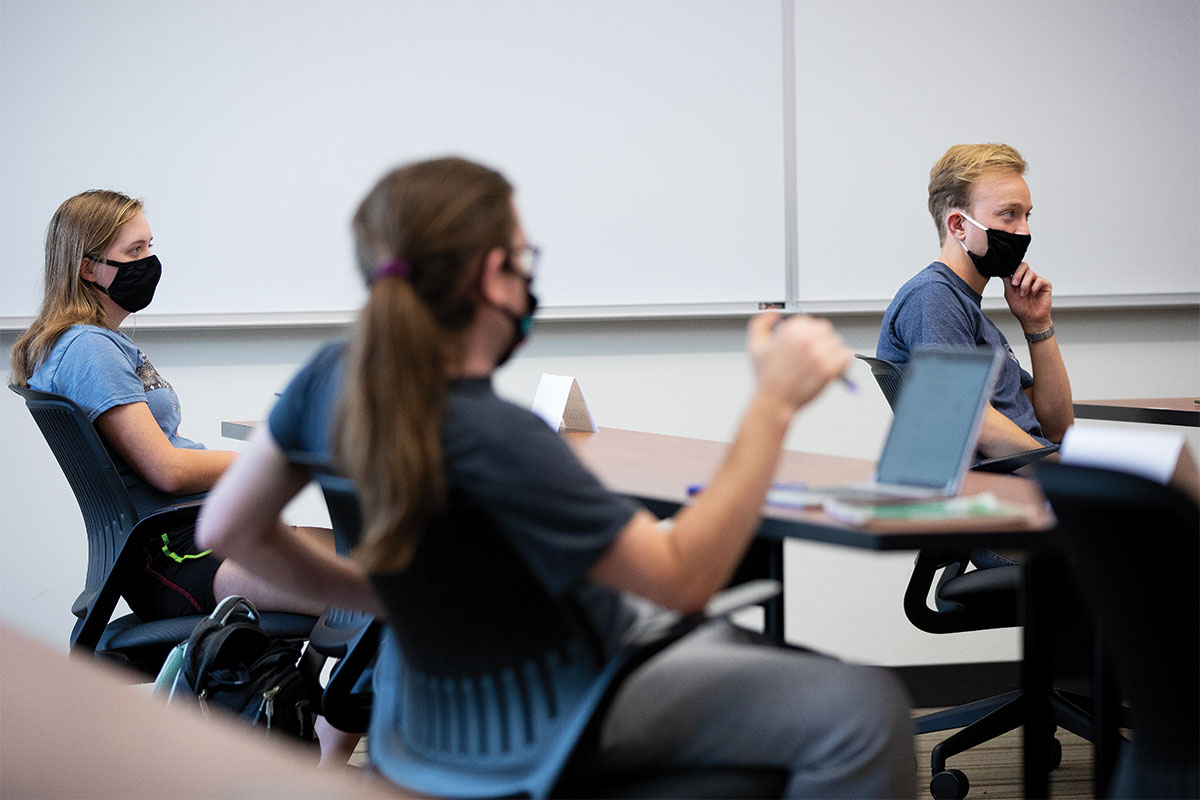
[
  {"xmin": 494, "ymin": 287, "xmax": 539, "ymax": 368},
  {"xmin": 96, "ymin": 254, "xmax": 162, "ymax": 313},
  {"xmin": 959, "ymin": 212, "xmax": 1031, "ymax": 278}
]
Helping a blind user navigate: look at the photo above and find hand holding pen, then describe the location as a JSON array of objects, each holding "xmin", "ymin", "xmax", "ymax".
[{"xmin": 748, "ymin": 312, "xmax": 856, "ymax": 412}]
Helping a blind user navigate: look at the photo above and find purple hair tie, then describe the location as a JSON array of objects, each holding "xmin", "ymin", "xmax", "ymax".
[{"xmin": 372, "ymin": 259, "xmax": 411, "ymax": 284}]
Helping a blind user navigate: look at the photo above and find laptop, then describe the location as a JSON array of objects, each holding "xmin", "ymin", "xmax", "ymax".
[{"xmin": 768, "ymin": 348, "xmax": 1003, "ymax": 507}]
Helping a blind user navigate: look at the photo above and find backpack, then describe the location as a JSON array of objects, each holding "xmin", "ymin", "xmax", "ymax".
[{"xmin": 154, "ymin": 595, "xmax": 317, "ymax": 743}]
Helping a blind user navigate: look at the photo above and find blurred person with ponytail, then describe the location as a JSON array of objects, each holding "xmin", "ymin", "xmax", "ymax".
[{"xmin": 198, "ymin": 157, "xmax": 915, "ymax": 798}]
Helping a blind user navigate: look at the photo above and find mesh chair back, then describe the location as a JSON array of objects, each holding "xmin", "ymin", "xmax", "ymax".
[
  {"xmin": 1037, "ymin": 462, "xmax": 1199, "ymax": 796},
  {"xmin": 333, "ymin": 477, "xmax": 617, "ymax": 798},
  {"xmin": 10, "ymin": 386, "xmax": 140, "ymax": 637},
  {"xmin": 13, "ymin": 388, "xmax": 317, "ymax": 677},
  {"xmin": 854, "ymin": 354, "xmax": 904, "ymax": 410}
]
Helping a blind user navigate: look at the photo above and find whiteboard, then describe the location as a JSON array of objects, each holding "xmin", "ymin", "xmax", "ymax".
[
  {"xmin": 0, "ymin": 0, "xmax": 788, "ymax": 324},
  {"xmin": 791, "ymin": 0, "xmax": 1200, "ymax": 311},
  {"xmin": 3, "ymin": 1, "xmax": 1195, "ymax": 328}
]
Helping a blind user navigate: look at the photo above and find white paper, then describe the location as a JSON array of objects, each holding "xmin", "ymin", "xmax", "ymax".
[
  {"xmin": 531, "ymin": 374, "xmax": 597, "ymax": 433},
  {"xmin": 1059, "ymin": 424, "xmax": 1184, "ymax": 485}
]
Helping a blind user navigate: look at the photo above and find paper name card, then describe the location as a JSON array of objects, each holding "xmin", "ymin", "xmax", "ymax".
[
  {"xmin": 531, "ymin": 374, "xmax": 597, "ymax": 433},
  {"xmin": 1059, "ymin": 424, "xmax": 1185, "ymax": 485}
]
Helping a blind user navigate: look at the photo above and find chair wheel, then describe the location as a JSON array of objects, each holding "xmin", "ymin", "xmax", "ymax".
[
  {"xmin": 930, "ymin": 768, "xmax": 970, "ymax": 800},
  {"xmin": 1050, "ymin": 736, "xmax": 1063, "ymax": 769}
]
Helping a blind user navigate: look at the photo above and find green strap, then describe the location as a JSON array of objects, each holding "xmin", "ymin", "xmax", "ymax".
[{"xmin": 161, "ymin": 532, "xmax": 212, "ymax": 563}]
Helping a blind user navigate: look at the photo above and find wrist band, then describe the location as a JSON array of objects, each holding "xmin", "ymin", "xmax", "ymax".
[{"xmin": 1024, "ymin": 325, "xmax": 1055, "ymax": 343}]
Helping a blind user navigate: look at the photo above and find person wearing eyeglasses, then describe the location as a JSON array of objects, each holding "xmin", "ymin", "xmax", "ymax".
[{"xmin": 198, "ymin": 156, "xmax": 916, "ymax": 798}]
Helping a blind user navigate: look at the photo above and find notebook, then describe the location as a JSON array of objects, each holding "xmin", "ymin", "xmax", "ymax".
[{"xmin": 768, "ymin": 348, "xmax": 1003, "ymax": 507}]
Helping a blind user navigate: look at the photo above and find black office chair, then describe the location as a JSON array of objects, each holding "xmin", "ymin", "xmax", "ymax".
[
  {"xmin": 10, "ymin": 386, "xmax": 316, "ymax": 679},
  {"xmin": 308, "ymin": 469, "xmax": 787, "ymax": 799},
  {"xmin": 904, "ymin": 546, "xmax": 1096, "ymax": 798},
  {"xmin": 1038, "ymin": 462, "xmax": 1199, "ymax": 798},
  {"xmin": 851, "ymin": 356, "xmax": 1083, "ymax": 798}
]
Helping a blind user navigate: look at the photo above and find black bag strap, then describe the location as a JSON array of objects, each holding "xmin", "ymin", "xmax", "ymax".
[{"xmin": 182, "ymin": 596, "xmax": 271, "ymax": 695}]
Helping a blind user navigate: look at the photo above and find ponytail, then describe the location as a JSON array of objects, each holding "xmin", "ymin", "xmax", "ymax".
[
  {"xmin": 334, "ymin": 157, "xmax": 515, "ymax": 573},
  {"xmin": 335, "ymin": 276, "xmax": 450, "ymax": 572}
]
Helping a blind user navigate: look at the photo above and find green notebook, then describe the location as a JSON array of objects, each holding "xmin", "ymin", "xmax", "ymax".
[{"xmin": 823, "ymin": 492, "xmax": 1033, "ymax": 526}]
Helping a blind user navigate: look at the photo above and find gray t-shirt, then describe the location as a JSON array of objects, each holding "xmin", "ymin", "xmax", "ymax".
[
  {"xmin": 28, "ymin": 324, "xmax": 207, "ymax": 516},
  {"xmin": 268, "ymin": 341, "xmax": 643, "ymax": 648},
  {"xmin": 877, "ymin": 262, "xmax": 1049, "ymax": 446}
]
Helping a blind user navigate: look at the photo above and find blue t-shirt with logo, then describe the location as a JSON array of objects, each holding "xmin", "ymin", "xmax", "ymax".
[
  {"xmin": 28, "ymin": 324, "xmax": 206, "ymax": 515},
  {"xmin": 877, "ymin": 262, "xmax": 1049, "ymax": 446}
]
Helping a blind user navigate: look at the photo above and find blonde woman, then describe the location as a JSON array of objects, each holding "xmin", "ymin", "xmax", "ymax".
[{"xmin": 11, "ymin": 190, "xmax": 358, "ymax": 764}]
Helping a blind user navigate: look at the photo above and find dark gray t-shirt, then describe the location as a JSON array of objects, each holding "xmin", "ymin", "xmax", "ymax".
[
  {"xmin": 877, "ymin": 262, "xmax": 1049, "ymax": 446},
  {"xmin": 268, "ymin": 341, "xmax": 642, "ymax": 647}
]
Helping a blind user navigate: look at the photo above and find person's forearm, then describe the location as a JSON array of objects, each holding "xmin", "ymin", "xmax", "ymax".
[
  {"xmin": 160, "ymin": 448, "xmax": 237, "ymax": 494},
  {"xmin": 210, "ymin": 519, "xmax": 381, "ymax": 615},
  {"xmin": 977, "ymin": 406, "xmax": 1045, "ymax": 459},
  {"xmin": 196, "ymin": 428, "xmax": 381, "ymax": 615},
  {"xmin": 665, "ymin": 390, "xmax": 793, "ymax": 609},
  {"xmin": 1025, "ymin": 327, "xmax": 1073, "ymax": 442}
]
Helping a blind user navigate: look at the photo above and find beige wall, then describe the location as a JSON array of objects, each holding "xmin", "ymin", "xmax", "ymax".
[{"xmin": 3, "ymin": 305, "xmax": 1197, "ymax": 665}]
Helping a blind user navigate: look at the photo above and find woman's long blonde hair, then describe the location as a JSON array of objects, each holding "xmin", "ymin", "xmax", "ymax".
[
  {"xmin": 335, "ymin": 157, "xmax": 515, "ymax": 573},
  {"xmin": 9, "ymin": 190, "xmax": 143, "ymax": 386}
]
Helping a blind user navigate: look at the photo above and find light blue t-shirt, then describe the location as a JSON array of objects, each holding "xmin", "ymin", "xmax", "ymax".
[{"xmin": 28, "ymin": 324, "xmax": 206, "ymax": 515}]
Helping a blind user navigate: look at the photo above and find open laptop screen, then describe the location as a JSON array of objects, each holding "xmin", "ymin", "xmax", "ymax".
[{"xmin": 873, "ymin": 348, "xmax": 1002, "ymax": 492}]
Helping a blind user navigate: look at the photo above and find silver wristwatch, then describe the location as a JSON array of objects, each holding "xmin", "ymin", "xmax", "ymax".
[{"xmin": 1024, "ymin": 325, "xmax": 1055, "ymax": 343}]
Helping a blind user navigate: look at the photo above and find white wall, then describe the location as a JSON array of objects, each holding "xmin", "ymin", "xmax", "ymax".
[{"xmin": 4, "ymin": 306, "xmax": 1197, "ymax": 665}]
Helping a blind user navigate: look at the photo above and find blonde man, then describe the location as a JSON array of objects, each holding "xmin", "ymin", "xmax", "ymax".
[{"xmin": 877, "ymin": 144, "xmax": 1073, "ymax": 566}]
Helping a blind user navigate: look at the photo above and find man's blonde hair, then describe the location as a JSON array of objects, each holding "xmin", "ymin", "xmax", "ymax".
[{"xmin": 928, "ymin": 144, "xmax": 1027, "ymax": 245}]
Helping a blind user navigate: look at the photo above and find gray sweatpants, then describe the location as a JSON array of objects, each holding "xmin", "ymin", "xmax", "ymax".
[{"xmin": 588, "ymin": 620, "xmax": 916, "ymax": 798}]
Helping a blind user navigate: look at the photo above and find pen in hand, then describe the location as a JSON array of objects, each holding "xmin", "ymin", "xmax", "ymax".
[{"xmin": 770, "ymin": 313, "xmax": 858, "ymax": 393}]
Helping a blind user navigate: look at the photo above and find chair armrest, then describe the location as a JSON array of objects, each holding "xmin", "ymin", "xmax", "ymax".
[
  {"xmin": 971, "ymin": 444, "xmax": 1059, "ymax": 474},
  {"xmin": 903, "ymin": 550, "xmax": 976, "ymax": 634},
  {"xmin": 319, "ymin": 616, "xmax": 382, "ymax": 733},
  {"xmin": 623, "ymin": 579, "xmax": 782, "ymax": 647}
]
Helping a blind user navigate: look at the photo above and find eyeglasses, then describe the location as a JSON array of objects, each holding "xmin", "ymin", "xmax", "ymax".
[{"xmin": 506, "ymin": 244, "xmax": 541, "ymax": 280}]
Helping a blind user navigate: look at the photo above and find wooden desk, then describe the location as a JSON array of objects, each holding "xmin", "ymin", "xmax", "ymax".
[
  {"xmin": 565, "ymin": 427, "xmax": 1057, "ymax": 797},
  {"xmin": 565, "ymin": 427, "xmax": 1051, "ymax": 551},
  {"xmin": 224, "ymin": 421, "xmax": 1057, "ymax": 794},
  {"xmin": 1073, "ymin": 397, "xmax": 1200, "ymax": 427}
]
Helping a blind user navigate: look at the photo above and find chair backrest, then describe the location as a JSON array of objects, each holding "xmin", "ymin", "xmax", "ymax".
[
  {"xmin": 308, "ymin": 473, "xmax": 625, "ymax": 799},
  {"xmin": 379, "ymin": 516, "xmax": 619, "ymax": 798},
  {"xmin": 10, "ymin": 386, "xmax": 141, "ymax": 640},
  {"xmin": 855, "ymin": 354, "xmax": 904, "ymax": 410},
  {"xmin": 1037, "ymin": 461, "xmax": 1199, "ymax": 797}
]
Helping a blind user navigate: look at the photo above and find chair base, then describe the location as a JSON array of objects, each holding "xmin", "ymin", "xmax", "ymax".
[{"xmin": 916, "ymin": 686, "xmax": 1096, "ymax": 798}]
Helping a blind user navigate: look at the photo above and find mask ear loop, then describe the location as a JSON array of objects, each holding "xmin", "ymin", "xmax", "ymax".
[
  {"xmin": 952, "ymin": 210, "xmax": 986, "ymax": 255},
  {"xmin": 958, "ymin": 210, "xmax": 989, "ymax": 231}
]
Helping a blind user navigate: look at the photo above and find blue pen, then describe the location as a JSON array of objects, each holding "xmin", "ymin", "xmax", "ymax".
[{"xmin": 688, "ymin": 481, "xmax": 809, "ymax": 497}]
